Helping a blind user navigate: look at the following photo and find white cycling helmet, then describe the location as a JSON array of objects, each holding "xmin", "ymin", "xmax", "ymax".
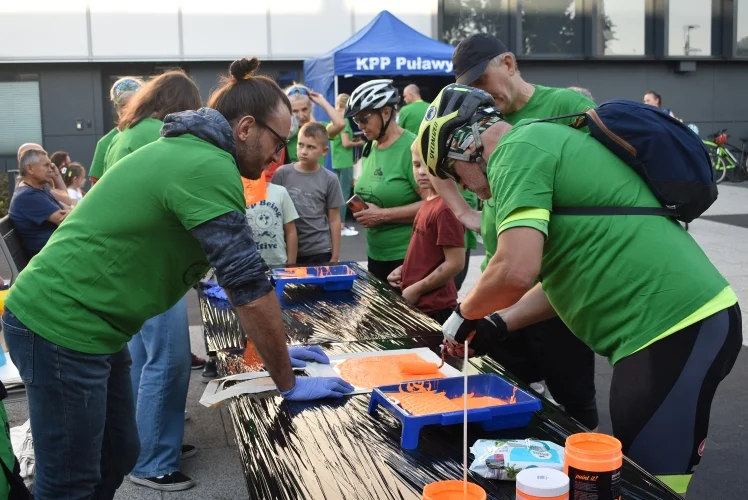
[
  {"xmin": 345, "ymin": 79, "xmax": 401, "ymax": 156},
  {"xmin": 344, "ymin": 79, "xmax": 400, "ymax": 118}
]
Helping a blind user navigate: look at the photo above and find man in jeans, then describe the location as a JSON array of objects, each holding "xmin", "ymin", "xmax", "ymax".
[{"xmin": 2, "ymin": 63, "xmax": 353, "ymax": 499}]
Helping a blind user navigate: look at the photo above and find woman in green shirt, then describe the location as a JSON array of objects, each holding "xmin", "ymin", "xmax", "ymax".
[
  {"xmin": 284, "ymin": 84, "xmax": 345, "ymax": 162},
  {"xmin": 89, "ymin": 77, "xmax": 144, "ymax": 185},
  {"xmin": 346, "ymin": 79, "xmax": 425, "ymax": 284},
  {"xmin": 102, "ymin": 70, "xmax": 202, "ymax": 174},
  {"xmin": 97, "ymin": 69, "xmax": 204, "ymax": 491}
]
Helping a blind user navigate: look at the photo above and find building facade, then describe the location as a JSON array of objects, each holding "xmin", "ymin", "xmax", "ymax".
[{"xmin": 1, "ymin": 0, "xmax": 748, "ymax": 174}]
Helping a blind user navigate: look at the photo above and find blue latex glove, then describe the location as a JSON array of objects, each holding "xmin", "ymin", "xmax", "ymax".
[
  {"xmin": 204, "ymin": 285, "xmax": 228, "ymax": 302},
  {"xmin": 287, "ymin": 346, "xmax": 330, "ymax": 368},
  {"xmin": 281, "ymin": 376, "xmax": 355, "ymax": 401}
]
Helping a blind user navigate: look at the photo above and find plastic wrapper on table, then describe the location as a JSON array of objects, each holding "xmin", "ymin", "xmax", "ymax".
[
  {"xmin": 199, "ymin": 262, "xmax": 442, "ymax": 352},
  {"xmin": 217, "ymin": 337, "xmax": 681, "ymax": 500}
]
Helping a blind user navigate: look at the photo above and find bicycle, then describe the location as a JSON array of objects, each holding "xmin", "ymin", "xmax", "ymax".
[{"xmin": 702, "ymin": 130, "xmax": 748, "ymax": 184}]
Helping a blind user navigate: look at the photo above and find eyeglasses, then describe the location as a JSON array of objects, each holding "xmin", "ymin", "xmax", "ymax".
[
  {"xmin": 255, "ymin": 118, "xmax": 288, "ymax": 154},
  {"xmin": 353, "ymin": 112, "xmax": 375, "ymax": 126},
  {"xmin": 440, "ymin": 158, "xmax": 461, "ymax": 184},
  {"xmin": 286, "ymin": 86, "xmax": 310, "ymax": 97}
]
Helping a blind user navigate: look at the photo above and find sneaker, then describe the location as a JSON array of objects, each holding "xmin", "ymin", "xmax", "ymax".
[
  {"xmin": 341, "ymin": 226, "xmax": 359, "ymax": 236},
  {"xmin": 129, "ymin": 471, "xmax": 195, "ymax": 491},
  {"xmin": 191, "ymin": 353, "xmax": 206, "ymax": 370},
  {"xmin": 181, "ymin": 444, "xmax": 197, "ymax": 460},
  {"xmin": 202, "ymin": 359, "xmax": 218, "ymax": 383}
]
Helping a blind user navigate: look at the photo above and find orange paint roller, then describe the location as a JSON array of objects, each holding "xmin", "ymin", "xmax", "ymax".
[{"xmin": 398, "ymin": 359, "xmax": 441, "ymax": 375}]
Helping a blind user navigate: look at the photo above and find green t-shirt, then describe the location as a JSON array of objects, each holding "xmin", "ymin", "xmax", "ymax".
[
  {"xmin": 89, "ymin": 127, "xmax": 118, "ymax": 180},
  {"xmin": 287, "ymin": 121, "xmax": 329, "ymax": 164},
  {"xmin": 354, "ymin": 131, "xmax": 420, "ymax": 261},
  {"xmin": 487, "ymin": 122, "xmax": 729, "ymax": 364},
  {"xmin": 5, "ymin": 134, "xmax": 245, "ymax": 354},
  {"xmin": 398, "ymin": 100, "xmax": 431, "ymax": 136},
  {"xmin": 329, "ymin": 120, "xmax": 356, "ymax": 170},
  {"xmin": 103, "ymin": 117, "xmax": 164, "ymax": 175},
  {"xmin": 480, "ymin": 85, "xmax": 595, "ymax": 271}
]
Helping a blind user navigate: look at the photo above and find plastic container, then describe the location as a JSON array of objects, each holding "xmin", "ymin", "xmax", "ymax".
[
  {"xmin": 422, "ymin": 480, "xmax": 487, "ymax": 500},
  {"xmin": 368, "ymin": 374, "xmax": 542, "ymax": 449},
  {"xmin": 270, "ymin": 265, "xmax": 357, "ymax": 298},
  {"xmin": 564, "ymin": 433, "xmax": 622, "ymax": 500},
  {"xmin": 516, "ymin": 468, "xmax": 569, "ymax": 500}
]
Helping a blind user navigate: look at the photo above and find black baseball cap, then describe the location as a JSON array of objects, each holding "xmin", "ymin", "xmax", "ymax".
[{"xmin": 453, "ymin": 34, "xmax": 510, "ymax": 85}]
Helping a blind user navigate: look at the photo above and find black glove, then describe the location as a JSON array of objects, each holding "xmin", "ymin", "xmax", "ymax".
[{"xmin": 442, "ymin": 304, "xmax": 480, "ymax": 344}]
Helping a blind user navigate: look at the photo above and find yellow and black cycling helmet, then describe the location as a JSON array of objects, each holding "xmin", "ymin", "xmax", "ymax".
[{"xmin": 417, "ymin": 84, "xmax": 499, "ymax": 179}]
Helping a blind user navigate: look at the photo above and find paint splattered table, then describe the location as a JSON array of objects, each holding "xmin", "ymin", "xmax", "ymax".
[
  {"xmin": 198, "ymin": 262, "xmax": 442, "ymax": 352},
  {"xmin": 199, "ymin": 266, "xmax": 681, "ymax": 500}
]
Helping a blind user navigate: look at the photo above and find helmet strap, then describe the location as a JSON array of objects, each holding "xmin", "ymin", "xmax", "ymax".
[
  {"xmin": 363, "ymin": 110, "xmax": 390, "ymax": 158},
  {"xmin": 377, "ymin": 110, "xmax": 391, "ymax": 141}
]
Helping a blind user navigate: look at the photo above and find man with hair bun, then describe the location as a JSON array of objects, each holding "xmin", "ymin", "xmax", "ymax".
[{"xmin": 2, "ymin": 57, "xmax": 353, "ymax": 499}]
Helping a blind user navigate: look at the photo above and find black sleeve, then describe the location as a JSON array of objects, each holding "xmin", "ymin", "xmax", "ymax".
[{"xmin": 190, "ymin": 211, "xmax": 273, "ymax": 307}]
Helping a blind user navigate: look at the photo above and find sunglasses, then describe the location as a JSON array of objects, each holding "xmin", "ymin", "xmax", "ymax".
[
  {"xmin": 255, "ymin": 118, "xmax": 288, "ymax": 154},
  {"xmin": 353, "ymin": 112, "xmax": 375, "ymax": 126},
  {"xmin": 286, "ymin": 86, "xmax": 310, "ymax": 97}
]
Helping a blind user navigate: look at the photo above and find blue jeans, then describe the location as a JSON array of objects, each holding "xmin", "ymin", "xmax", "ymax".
[
  {"xmin": 128, "ymin": 296, "xmax": 191, "ymax": 477},
  {"xmin": 2, "ymin": 309, "xmax": 139, "ymax": 500},
  {"xmin": 336, "ymin": 167, "xmax": 353, "ymax": 223}
]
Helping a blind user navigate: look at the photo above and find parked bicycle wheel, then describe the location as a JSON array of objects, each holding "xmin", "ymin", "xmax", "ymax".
[
  {"xmin": 726, "ymin": 150, "xmax": 748, "ymax": 183},
  {"xmin": 712, "ymin": 154, "xmax": 728, "ymax": 184}
]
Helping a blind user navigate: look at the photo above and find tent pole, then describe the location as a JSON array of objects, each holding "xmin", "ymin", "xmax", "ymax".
[{"xmin": 334, "ymin": 75, "xmax": 339, "ymax": 99}]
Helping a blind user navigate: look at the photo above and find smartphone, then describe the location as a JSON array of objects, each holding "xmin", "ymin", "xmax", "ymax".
[{"xmin": 347, "ymin": 194, "xmax": 369, "ymax": 213}]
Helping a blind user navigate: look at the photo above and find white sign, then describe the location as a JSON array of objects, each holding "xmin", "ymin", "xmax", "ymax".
[{"xmin": 355, "ymin": 56, "xmax": 453, "ymax": 73}]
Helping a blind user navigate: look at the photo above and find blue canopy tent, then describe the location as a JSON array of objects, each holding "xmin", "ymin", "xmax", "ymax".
[{"xmin": 303, "ymin": 10, "xmax": 455, "ymax": 124}]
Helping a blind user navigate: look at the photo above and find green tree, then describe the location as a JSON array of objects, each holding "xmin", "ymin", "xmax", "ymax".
[
  {"xmin": 521, "ymin": 0, "xmax": 579, "ymax": 55},
  {"xmin": 442, "ymin": 0, "xmax": 508, "ymax": 46},
  {"xmin": 738, "ymin": 36, "xmax": 748, "ymax": 57},
  {"xmin": 443, "ymin": 0, "xmax": 616, "ymax": 54}
]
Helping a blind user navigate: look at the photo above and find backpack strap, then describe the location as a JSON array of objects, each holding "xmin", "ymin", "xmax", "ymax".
[
  {"xmin": 516, "ymin": 112, "xmax": 589, "ymax": 128},
  {"xmin": 553, "ymin": 206, "xmax": 678, "ymax": 217}
]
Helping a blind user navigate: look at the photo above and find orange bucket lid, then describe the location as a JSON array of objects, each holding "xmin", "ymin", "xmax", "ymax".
[
  {"xmin": 422, "ymin": 480, "xmax": 487, "ymax": 500},
  {"xmin": 565, "ymin": 432, "xmax": 622, "ymax": 457}
]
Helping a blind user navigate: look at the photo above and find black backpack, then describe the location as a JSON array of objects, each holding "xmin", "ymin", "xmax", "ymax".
[{"xmin": 526, "ymin": 100, "xmax": 717, "ymax": 223}]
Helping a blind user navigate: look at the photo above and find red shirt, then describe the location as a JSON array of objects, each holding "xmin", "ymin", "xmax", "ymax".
[{"xmin": 401, "ymin": 197, "xmax": 465, "ymax": 314}]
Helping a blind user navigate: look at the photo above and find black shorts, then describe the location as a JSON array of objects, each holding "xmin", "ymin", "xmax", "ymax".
[
  {"xmin": 610, "ymin": 304, "xmax": 742, "ymax": 485},
  {"xmin": 480, "ymin": 316, "xmax": 599, "ymax": 430},
  {"xmin": 367, "ymin": 258, "xmax": 404, "ymax": 288},
  {"xmin": 297, "ymin": 252, "xmax": 332, "ymax": 265}
]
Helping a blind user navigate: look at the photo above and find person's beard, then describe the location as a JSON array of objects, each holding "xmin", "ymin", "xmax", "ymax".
[{"xmin": 236, "ymin": 134, "xmax": 270, "ymax": 180}]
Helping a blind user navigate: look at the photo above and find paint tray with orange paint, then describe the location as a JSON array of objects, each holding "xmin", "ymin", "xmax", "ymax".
[
  {"xmin": 270, "ymin": 265, "xmax": 357, "ymax": 298},
  {"xmin": 304, "ymin": 348, "xmax": 464, "ymax": 395},
  {"xmin": 368, "ymin": 374, "xmax": 542, "ymax": 449}
]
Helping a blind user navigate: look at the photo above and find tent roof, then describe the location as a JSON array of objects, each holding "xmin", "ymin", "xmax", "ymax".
[
  {"xmin": 306, "ymin": 10, "xmax": 455, "ymax": 77},
  {"xmin": 328, "ymin": 10, "xmax": 454, "ymax": 61}
]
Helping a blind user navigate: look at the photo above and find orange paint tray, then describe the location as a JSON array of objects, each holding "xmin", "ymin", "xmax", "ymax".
[
  {"xmin": 368, "ymin": 374, "xmax": 542, "ymax": 449},
  {"xmin": 270, "ymin": 265, "xmax": 357, "ymax": 298}
]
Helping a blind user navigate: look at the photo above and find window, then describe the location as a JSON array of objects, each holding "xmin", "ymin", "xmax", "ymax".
[
  {"xmin": 668, "ymin": 0, "xmax": 712, "ymax": 56},
  {"xmin": 738, "ymin": 0, "xmax": 748, "ymax": 56},
  {"xmin": 596, "ymin": 0, "xmax": 646, "ymax": 55},
  {"xmin": 520, "ymin": 0, "xmax": 583, "ymax": 55},
  {"xmin": 0, "ymin": 81, "xmax": 42, "ymax": 156},
  {"xmin": 441, "ymin": 0, "xmax": 509, "ymax": 46}
]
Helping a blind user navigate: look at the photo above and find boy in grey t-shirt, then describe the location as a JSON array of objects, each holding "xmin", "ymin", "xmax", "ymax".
[
  {"xmin": 272, "ymin": 122, "xmax": 344, "ymax": 264},
  {"xmin": 245, "ymin": 183, "xmax": 299, "ymax": 266}
]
